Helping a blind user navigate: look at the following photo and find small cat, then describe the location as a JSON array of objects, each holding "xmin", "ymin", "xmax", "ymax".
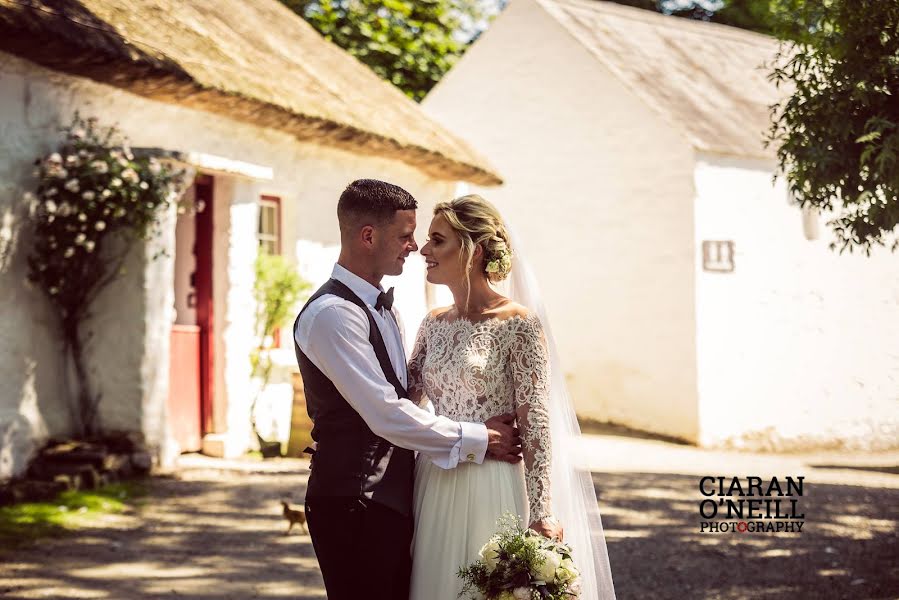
[{"xmin": 281, "ymin": 500, "xmax": 307, "ymax": 535}]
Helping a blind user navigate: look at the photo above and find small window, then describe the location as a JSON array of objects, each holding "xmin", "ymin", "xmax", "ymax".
[{"xmin": 258, "ymin": 196, "xmax": 281, "ymax": 255}]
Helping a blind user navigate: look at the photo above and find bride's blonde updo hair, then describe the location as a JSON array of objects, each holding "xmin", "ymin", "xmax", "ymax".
[{"xmin": 433, "ymin": 194, "xmax": 513, "ymax": 284}]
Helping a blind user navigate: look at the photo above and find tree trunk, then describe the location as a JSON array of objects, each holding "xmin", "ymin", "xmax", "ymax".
[{"xmin": 64, "ymin": 318, "xmax": 100, "ymax": 438}]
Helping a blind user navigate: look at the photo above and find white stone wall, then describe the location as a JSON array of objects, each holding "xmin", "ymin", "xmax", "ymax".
[
  {"xmin": 694, "ymin": 155, "xmax": 899, "ymax": 450},
  {"xmin": 0, "ymin": 50, "xmax": 457, "ymax": 475},
  {"xmin": 423, "ymin": 0, "xmax": 701, "ymax": 440}
]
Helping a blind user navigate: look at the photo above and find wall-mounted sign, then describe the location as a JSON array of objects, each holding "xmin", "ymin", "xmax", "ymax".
[{"xmin": 702, "ymin": 240, "xmax": 735, "ymax": 273}]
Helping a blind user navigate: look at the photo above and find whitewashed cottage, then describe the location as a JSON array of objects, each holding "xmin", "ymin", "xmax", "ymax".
[
  {"xmin": 423, "ymin": 0, "xmax": 899, "ymax": 450},
  {"xmin": 0, "ymin": 0, "xmax": 500, "ymax": 479}
]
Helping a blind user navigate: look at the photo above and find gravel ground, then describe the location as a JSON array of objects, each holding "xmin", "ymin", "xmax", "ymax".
[{"xmin": 1, "ymin": 436, "xmax": 897, "ymax": 600}]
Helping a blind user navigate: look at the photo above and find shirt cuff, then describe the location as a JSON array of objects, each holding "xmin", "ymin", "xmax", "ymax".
[
  {"xmin": 459, "ymin": 421, "xmax": 488, "ymax": 465},
  {"xmin": 428, "ymin": 422, "xmax": 489, "ymax": 470}
]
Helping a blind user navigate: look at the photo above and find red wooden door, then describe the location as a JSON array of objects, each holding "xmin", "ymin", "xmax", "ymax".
[
  {"xmin": 194, "ymin": 176, "xmax": 214, "ymax": 435},
  {"xmin": 168, "ymin": 326, "xmax": 202, "ymax": 451},
  {"xmin": 168, "ymin": 175, "xmax": 214, "ymax": 452}
]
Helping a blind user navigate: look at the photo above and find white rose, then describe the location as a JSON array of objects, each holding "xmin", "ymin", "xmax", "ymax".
[
  {"xmin": 74, "ymin": 233, "xmax": 86, "ymax": 245},
  {"xmin": 532, "ymin": 549, "xmax": 562, "ymax": 583},
  {"xmin": 110, "ymin": 177, "xmax": 122, "ymax": 188},
  {"xmin": 139, "ymin": 181, "xmax": 149, "ymax": 190},
  {"xmin": 78, "ymin": 213, "xmax": 87, "ymax": 222},
  {"xmin": 44, "ymin": 200, "xmax": 58, "ymax": 214},
  {"xmin": 567, "ymin": 576, "xmax": 582, "ymax": 596},
  {"xmin": 63, "ymin": 247, "xmax": 75, "ymax": 258},
  {"xmin": 101, "ymin": 189, "xmax": 113, "ymax": 199},
  {"xmin": 90, "ymin": 160, "xmax": 109, "ymax": 174},
  {"xmin": 478, "ymin": 537, "xmax": 502, "ymax": 571},
  {"xmin": 64, "ymin": 179, "xmax": 80, "ymax": 193},
  {"xmin": 84, "ymin": 240, "xmax": 95, "ymax": 253},
  {"xmin": 523, "ymin": 534, "xmax": 542, "ymax": 553},
  {"xmin": 48, "ymin": 152, "xmax": 62, "ymax": 164},
  {"xmin": 49, "ymin": 287, "xmax": 59, "ymax": 295},
  {"xmin": 82, "ymin": 190, "xmax": 96, "ymax": 201},
  {"xmin": 512, "ymin": 587, "xmax": 532, "ymax": 600},
  {"xmin": 555, "ymin": 558, "xmax": 578, "ymax": 583},
  {"xmin": 148, "ymin": 159, "xmax": 161, "ymax": 175},
  {"xmin": 71, "ymin": 128, "xmax": 86, "ymax": 139},
  {"xmin": 95, "ymin": 221, "xmax": 106, "ymax": 231},
  {"xmin": 45, "ymin": 187, "xmax": 58, "ymax": 198}
]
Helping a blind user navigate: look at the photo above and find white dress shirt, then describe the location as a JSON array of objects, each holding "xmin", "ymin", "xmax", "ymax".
[{"xmin": 294, "ymin": 263, "xmax": 488, "ymax": 468}]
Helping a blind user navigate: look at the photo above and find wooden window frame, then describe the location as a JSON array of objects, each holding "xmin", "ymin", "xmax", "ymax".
[{"xmin": 258, "ymin": 195, "xmax": 282, "ymax": 256}]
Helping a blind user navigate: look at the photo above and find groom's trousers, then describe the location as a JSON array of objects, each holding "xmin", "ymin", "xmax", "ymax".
[{"xmin": 305, "ymin": 497, "xmax": 413, "ymax": 600}]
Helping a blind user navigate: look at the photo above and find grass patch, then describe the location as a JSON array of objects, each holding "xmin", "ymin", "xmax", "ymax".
[{"xmin": 0, "ymin": 480, "xmax": 148, "ymax": 548}]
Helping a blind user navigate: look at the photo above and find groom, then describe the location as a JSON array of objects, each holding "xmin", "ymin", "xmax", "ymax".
[{"xmin": 293, "ymin": 179, "xmax": 521, "ymax": 600}]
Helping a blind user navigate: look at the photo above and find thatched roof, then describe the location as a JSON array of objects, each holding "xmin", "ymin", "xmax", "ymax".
[
  {"xmin": 0, "ymin": 0, "xmax": 501, "ymax": 185},
  {"xmin": 538, "ymin": 0, "xmax": 783, "ymax": 159}
]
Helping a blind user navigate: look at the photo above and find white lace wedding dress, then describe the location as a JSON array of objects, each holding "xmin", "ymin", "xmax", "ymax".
[{"xmin": 407, "ymin": 312, "xmax": 552, "ymax": 600}]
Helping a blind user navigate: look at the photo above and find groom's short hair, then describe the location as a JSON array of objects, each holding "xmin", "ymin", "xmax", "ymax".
[{"xmin": 337, "ymin": 179, "xmax": 418, "ymax": 234}]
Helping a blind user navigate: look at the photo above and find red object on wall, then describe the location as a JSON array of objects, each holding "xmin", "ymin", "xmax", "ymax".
[
  {"xmin": 168, "ymin": 325, "xmax": 202, "ymax": 451},
  {"xmin": 167, "ymin": 175, "xmax": 215, "ymax": 451},
  {"xmin": 195, "ymin": 176, "xmax": 215, "ymax": 435}
]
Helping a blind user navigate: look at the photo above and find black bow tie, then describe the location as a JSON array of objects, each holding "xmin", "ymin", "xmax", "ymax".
[{"xmin": 375, "ymin": 287, "xmax": 395, "ymax": 312}]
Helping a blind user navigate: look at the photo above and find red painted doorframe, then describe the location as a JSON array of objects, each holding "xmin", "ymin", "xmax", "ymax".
[{"xmin": 194, "ymin": 175, "xmax": 214, "ymax": 435}]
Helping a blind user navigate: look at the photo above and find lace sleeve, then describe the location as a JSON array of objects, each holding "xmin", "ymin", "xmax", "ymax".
[
  {"xmin": 509, "ymin": 314, "xmax": 553, "ymax": 523},
  {"xmin": 407, "ymin": 315, "xmax": 429, "ymax": 405}
]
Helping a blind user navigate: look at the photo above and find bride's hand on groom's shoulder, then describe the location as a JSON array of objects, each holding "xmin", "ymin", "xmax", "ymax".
[
  {"xmin": 484, "ymin": 412, "xmax": 522, "ymax": 464},
  {"xmin": 529, "ymin": 517, "xmax": 564, "ymax": 542}
]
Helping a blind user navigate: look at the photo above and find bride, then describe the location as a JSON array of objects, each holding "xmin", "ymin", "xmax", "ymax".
[{"xmin": 408, "ymin": 195, "xmax": 616, "ymax": 600}]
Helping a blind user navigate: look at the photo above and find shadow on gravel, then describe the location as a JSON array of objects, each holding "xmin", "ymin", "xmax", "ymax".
[
  {"xmin": 594, "ymin": 472, "xmax": 899, "ymax": 600},
  {"xmin": 3, "ymin": 469, "xmax": 897, "ymax": 600},
  {"xmin": 808, "ymin": 464, "xmax": 899, "ymax": 476},
  {"xmin": 1, "ymin": 472, "xmax": 323, "ymax": 599}
]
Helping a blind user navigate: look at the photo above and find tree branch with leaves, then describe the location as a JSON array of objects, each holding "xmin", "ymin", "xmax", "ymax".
[
  {"xmin": 26, "ymin": 114, "xmax": 187, "ymax": 437},
  {"xmin": 768, "ymin": 0, "xmax": 899, "ymax": 253},
  {"xmin": 282, "ymin": 0, "xmax": 490, "ymax": 101}
]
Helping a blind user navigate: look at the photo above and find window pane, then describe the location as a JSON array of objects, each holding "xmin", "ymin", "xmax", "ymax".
[{"xmin": 257, "ymin": 198, "xmax": 280, "ymax": 255}]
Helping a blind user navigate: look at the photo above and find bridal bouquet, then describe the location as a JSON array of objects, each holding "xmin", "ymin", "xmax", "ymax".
[{"xmin": 457, "ymin": 515, "xmax": 581, "ymax": 599}]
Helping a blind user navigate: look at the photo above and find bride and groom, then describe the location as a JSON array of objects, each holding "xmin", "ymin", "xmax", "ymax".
[{"xmin": 293, "ymin": 179, "xmax": 614, "ymax": 600}]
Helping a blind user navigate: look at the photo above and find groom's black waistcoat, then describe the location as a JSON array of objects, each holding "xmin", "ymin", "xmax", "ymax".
[{"xmin": 293, "ymin": 279, "xmax": 415, "ymax": 517}]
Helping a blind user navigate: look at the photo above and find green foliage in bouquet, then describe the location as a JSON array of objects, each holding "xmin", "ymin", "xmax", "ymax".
[
  {"xmin": 458, "ymin": 514, "xmax": 581, "ymax": 600},
  {"xmin": 26, "ymin": 114, "xmax": 186, "ymax": 437}
]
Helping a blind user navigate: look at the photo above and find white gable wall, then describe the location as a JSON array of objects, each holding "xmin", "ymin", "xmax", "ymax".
[
  {"xmin": 694, "ymin": 156, "xmax": 899, "ymax": 450},
  {"xmin": 424, "ymin": 0, "xmax": 701, "ymax": 440}
]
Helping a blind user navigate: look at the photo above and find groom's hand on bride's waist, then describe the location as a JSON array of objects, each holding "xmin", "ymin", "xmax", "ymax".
[{"xmin": 484, "ymin": 412, "xmax": 523, "ymax": 464}]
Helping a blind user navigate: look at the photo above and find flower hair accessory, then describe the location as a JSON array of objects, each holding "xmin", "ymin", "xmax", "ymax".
[{"xmin": 484, "ymin": 239, "xmax": 513, "ymax": 280}]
